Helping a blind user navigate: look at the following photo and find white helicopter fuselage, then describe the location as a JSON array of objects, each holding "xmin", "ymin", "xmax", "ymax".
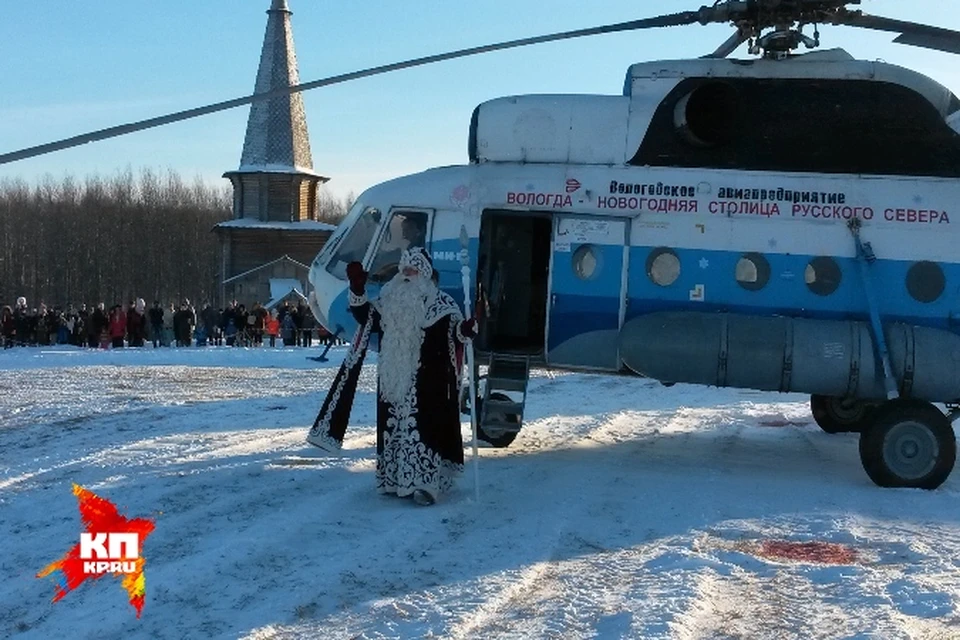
[{"xmin": 309, "ymin": 49, "xmax": 960, "ymax": 403}]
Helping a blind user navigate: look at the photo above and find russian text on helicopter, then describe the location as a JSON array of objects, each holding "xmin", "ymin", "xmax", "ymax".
[{"xmin": 4, "ymin": 0, "xmax": 960, "ymax": 490}]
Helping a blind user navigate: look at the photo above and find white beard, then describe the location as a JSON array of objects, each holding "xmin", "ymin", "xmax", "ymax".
[{"xmin": 376, "ymin": 274, "xmax": 437, "ymax": 405}]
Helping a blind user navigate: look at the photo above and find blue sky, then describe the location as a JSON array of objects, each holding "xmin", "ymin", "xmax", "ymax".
[{"xmin": 2, "ymin": 0, "xmax": 960, "ymax": 201}]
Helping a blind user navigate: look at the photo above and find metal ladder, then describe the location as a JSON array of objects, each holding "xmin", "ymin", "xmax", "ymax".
[{"xmin": 479, "ymin": 352, "xmax": 531, "ymax": 434}]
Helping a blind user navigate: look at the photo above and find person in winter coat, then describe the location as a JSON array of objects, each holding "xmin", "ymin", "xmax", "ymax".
[
  {"xmin": 2, "ymin": 305, "xmax": 15, "ymax": 348},
  {"xmin": 108, "ymin": 305, "xmax": 127, "ymax": 348},
  {"xmin": 224, "ymin": 317, "xmax": 238, "ymax": 346},
  {"xmin": 74, "ymin": 304, "xmax": 88, "ymax": 346},
  {"xmin": 148, "ymin": 301, "xmax": 164, "ymax": 348},
  {"xmin": 89, "ymin": 303, "xmax": 107, "ymax": 348},
  {"xmin": 35, "ymin": 305, "xmax": 49, "ymax": 346},
  {"xmin": 307, "ymin": 249, "xmax": 476, "ymax": 506},
  {"xmin": 13, "ymin": 298, "xmax": 29, "ymax": 346},
  {"xmin": 213, "ymin": 309, "xmax": 224, "ymax": 346},
  {"xmin": 59, "ymin": 306, "xmax": 73, "ymax": 345},
  {"xmin": 252, "ymin": 302, "xmax": 267, "ymax": 346},
  {"xmin": 173, "ymin": 302, "xmax": 194, "ymax": 347},
  {"xmin": 281, "ymin": 312, "xmax": 296, "ymax": 346},
  {"xmin": 299, "ymin": 304, "xmax": 316, "ymax": 347},
  {"xmin": 235, "ymin": 304, "xmax": 249, "ymax": 346},
  {"xmin": 127, "ymin": 299, "xmax": 146, "ymax": 347},
  {"xmin": 220, "ymin": 301, "xmax": 236, "ymax": 346},
  {"xmin": 201, "ymin": 303, "xmax": 219, "ymax": 347},
  {"xmin": 163, "ymin": 303, "xmax": 175, "ymax": 347},
  {"xmin": 265, "ymin": 309, "xmax": 280, "ymax": 348}
]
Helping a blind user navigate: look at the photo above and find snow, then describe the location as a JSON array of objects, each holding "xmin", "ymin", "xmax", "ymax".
[
  {"xmin": 2, "ymin": 345, "xmax": 959, "ymax": 639},
  {"xmin": 269, "ymin": 279, "xmax": 304, "ymax": 301},
  {"xmin": 232, "ymin": 164, "xmax": 329, "ymax": 180},
  {"xmin": 266, "ymin": 279, "xmax": 307, "ymax": 310},
  {"xmin": 214, "ymin": 219, "xmax": 336, "ymax": 231}
]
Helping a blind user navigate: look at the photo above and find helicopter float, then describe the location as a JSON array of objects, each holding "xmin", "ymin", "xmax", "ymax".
[{"xmin": 3, "ymin": 1, "xmax": 960, "ymax": 490}]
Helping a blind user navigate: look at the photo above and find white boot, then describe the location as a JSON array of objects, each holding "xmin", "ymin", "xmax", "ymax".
[
  {"xmin": 412, "ymin": 489, "xmax": 435, "ymax": 506},
  {"xmin": 306, "ymin": 431, "xmax": 342, "ymax": 453}
]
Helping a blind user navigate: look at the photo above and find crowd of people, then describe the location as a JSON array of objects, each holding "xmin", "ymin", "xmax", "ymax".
[
  {"xmin": 0, "ymin": 296, "xmax": 342, "ymax": 349},
  {"xmin": 7, "ymin": 247, "xmax": 479, "ymax": 509}
]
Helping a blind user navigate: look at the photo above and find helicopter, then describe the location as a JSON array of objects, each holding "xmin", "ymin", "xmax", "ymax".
[{"xmin": 3, "ymin": 0, "xmax": 960, "ymax": 490}]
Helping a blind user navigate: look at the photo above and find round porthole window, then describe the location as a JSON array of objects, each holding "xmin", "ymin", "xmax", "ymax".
[
  {"xmin": 646, "ymin": 247, "xmax": 680, "ymax": 287},
  {"xmin": 735, "ymin": 252, "xmax": 770, "ymax": 291},
  {"xmin": 572, "ymin": 244, "xmax": 599, "ymax": 280},
  {"xmin": 805, "ymin": 256, "xmax": 842, "ymax": 296},
  {"xmin": 906, "ymin": 261, "xmax": 945, "ymax": 303}
]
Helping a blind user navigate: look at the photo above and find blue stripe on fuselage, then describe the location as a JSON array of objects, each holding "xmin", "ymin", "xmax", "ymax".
[{"xmin": 329, "ymin": 239, "xmax": 960, "ymax": 353}]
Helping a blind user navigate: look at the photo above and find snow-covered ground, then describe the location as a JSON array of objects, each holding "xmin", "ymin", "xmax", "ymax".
[{"xmin": 1, "ymin": 344, "xmax": 959, "ymax": 639}]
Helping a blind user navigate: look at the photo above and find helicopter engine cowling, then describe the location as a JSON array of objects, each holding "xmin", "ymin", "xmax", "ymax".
[{"xmin": 619, "ymin": 311, "xmax": 960, "ymax": 402}]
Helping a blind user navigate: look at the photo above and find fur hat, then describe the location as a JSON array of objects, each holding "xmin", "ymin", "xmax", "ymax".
[{"xmin": 399, "ymin": 247, "xmax": 433, "ymax": 280}]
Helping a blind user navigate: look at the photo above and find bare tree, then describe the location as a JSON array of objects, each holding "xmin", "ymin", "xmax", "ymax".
[
  {"xmin": 0, "ymin": 167, "xmax": 230, "ymax": 308},
  {"xmin": 316, "ymin": 185, "xmax": 352, "ymax": 225}
]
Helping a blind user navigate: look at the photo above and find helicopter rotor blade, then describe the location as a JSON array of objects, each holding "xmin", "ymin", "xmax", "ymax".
[
  {"xmin": 832, "ymin": 11, "xmax": 960, "ymax": 55},
  {"xmin": 702, "ymin": 27, "xmax": 749, "ymax": 58},
  {"xmin": 0, "ymin": 10, "xmax": 703, "ymax": 166}
]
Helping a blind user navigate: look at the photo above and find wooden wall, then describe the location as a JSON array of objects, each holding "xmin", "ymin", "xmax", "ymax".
[
  {"xmin": 226, "ymin": 229, "xmax": 330, "ymax": 277},
  {"xmin": 297, "ymin": 179, "xmax": 316, "ymax": 222},
  {"xmin": 233, "ymin": 174, "xmax": 321, "ymax": 223},
  {"xmin": 226, "ymin": 262, "xmax": 308, "ymax": 308}
]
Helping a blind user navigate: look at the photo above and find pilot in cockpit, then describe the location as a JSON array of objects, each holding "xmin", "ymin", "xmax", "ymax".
[
  {"xmin": 400, "ymin": 216, "xmax": 426, "ymax": 249},
  {"xmin": 369, "ymin": 213, "xmax": 428, "ymax": 282}
]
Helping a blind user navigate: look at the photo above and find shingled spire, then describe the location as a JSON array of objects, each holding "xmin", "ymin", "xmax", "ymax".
[
  {"xmin": 214, "ymin": 0, "xmax": 336, "ymax": 310},
  {"xmin": 223, "ymin": 0, "xmax": 328, "ymax": 222},
  {"xmin": 240, "ymin": 0, "xmax": 313, "ymax": 172}
]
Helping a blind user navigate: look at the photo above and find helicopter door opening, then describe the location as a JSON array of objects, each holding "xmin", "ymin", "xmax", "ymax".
[
  {"xmin": 476, "ymin": 211, "xmax": 552, "ymax": 355},
  {"xmin": 546, "ymin": 216, "xmax": 628, "ymax": 371}
]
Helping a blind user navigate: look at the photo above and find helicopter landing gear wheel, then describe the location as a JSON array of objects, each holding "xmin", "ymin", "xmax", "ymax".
[
  {"xmin": 858, "ymin": 399, "xmax": 956, "ymax": 490},
  {"xmin": 475, "ymin": 392, "xmax": 520, "ymax": 448},
  {"xmin": 810, "ymin": 394, "xmax": 876, "ymax": 434}
]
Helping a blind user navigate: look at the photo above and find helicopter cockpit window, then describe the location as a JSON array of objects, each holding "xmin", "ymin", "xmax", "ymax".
[
  {"xmin": 805, "ymin": 256, "xmax": 842, "ymax": 296},
  {"xmin": 736, "ymin": 253, "xmax": 770, "ymax": 291},
  {"xmin": 646, "ymin": 247, "xmax": 680, "ymax": 287},
  {"xmin": 325, "ymin": 206, "xmax": 382, "ymax": 280},
  {"xmin": 315, "ymin": 199, "xmax": 365, "ymax": 268},
  {"xmin": 368, "ymin": 211, "xmax": 429, "ymax": 283}
]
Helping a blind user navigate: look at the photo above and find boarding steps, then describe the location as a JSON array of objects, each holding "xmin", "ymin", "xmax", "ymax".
[
  {"xmin": 460, "ymin": 353, "xmax": 530, "ymax": 447},
  {"xmin": 464, "ymin": 352, "xmax": 531, "ymax": 447}
]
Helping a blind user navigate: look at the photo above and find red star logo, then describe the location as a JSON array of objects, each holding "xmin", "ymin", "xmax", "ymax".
[{"xmin": 37, "ymin": 484, "xmax": 156, "ymax": 618}]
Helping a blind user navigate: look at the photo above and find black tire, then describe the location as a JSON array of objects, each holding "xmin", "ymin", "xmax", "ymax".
[
  {"xmin": 476, "ymin": 392, "xmax": 520, "ymax": 448},
  {"xmin": 859, "ymin": 399, "xmax": 956, "ymax": 489},
  {"xmin": 811, "ymin": 394, "xmax": 876, "ymax": 434}
]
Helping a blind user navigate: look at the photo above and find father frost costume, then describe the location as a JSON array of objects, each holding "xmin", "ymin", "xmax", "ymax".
[{"xmin": 307, "ymin": 247, "xmax": 477, "ymax": 505}]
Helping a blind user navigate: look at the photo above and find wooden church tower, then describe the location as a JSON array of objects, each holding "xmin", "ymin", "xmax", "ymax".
[{"xmin": 215, "ymin": 0, "xmax": 335, "ymax": 309}]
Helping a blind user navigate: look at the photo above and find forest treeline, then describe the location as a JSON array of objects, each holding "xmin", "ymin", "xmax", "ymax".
[{"xmin": 0, "ymin": 167, "xmax": 350, "ymax": 310}]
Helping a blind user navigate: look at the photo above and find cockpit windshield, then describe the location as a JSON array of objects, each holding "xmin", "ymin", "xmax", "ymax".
[
  {"xmin": 325, "ymin": 206, "xmax": 382, "ymax": 280},
  {"xmin": 316, "ymin": 199, "xmax": 365, "ymax": 267}
]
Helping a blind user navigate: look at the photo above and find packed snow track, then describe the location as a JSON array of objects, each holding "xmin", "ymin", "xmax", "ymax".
[{"xmin": 1, "ymin": 347, "xmax": 958, "ymax": 639}]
